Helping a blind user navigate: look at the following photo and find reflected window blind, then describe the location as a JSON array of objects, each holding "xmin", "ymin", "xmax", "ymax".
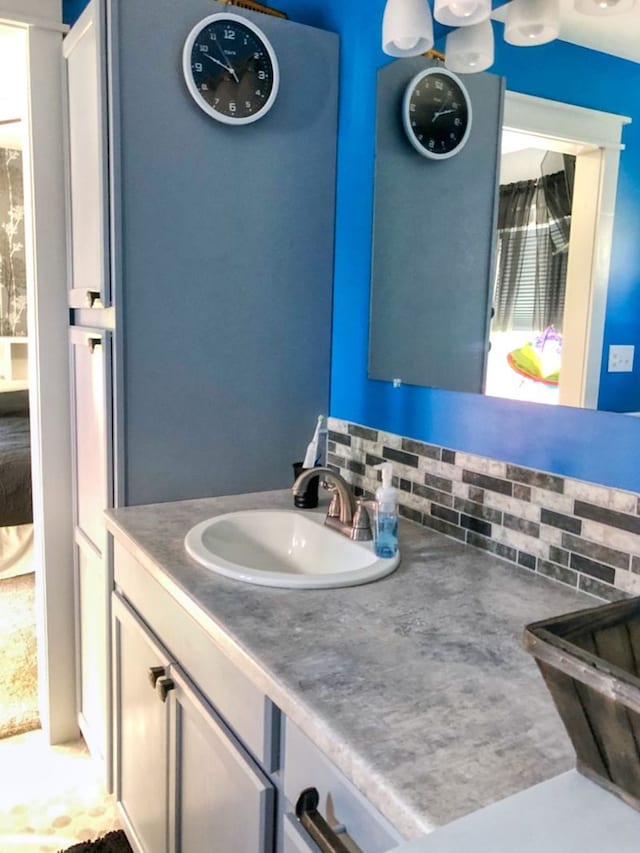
[{"xmin": 495, "ymin": 215, "xmax": 568, "ymax": 332}]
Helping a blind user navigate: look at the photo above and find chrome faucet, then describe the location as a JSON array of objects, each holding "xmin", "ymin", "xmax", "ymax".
[{"xmin": 292, "ymin": 467, "xmax": 372, "ymax": 541}]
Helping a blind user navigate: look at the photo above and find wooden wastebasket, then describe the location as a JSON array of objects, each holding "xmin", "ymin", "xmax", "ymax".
[{"xmin": 524, "ymin": 597, "xmax": 640, "ymax": 811}]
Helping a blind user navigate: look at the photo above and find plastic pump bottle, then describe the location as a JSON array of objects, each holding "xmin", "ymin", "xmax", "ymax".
[{"xmin": 374, "ymin": 462, "xmax": 398, "ymax": 558}]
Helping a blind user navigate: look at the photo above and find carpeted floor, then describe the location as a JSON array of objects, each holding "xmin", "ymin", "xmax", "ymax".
[
  {"xmin": 0, "ymin": 729, "xmax": 122, "ymax": 852},
  {"xmin": 0, "ymin": 571, "xmax": 40, "ymax": 738}
]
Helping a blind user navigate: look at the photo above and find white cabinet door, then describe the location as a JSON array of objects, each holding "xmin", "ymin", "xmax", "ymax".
[
  {"xmin": 168, "ymin": 667, "xmax": 275, "ymax": 853},
  {"xmin": 63, "ymin": 0, "xmax": 110, "ymax": 309},
  {"xmin": 69, "ymin": 327, "xmax": 112, "ymax": 556},
  {"xmin": 113, "ymin": 595, "xmax": 171, "ymax": 853},
  {"xmin": 76, "ymin": 535, "xmax": 108, "ymax": 765},
  {"xmin": 70, "ymin": 326, "xmax": 112, "ymax": 781}
]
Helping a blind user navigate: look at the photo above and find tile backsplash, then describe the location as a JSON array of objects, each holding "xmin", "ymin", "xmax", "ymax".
[{"xmin": 328, "ymin": 418, "xmax": 640, "ymax": 601}]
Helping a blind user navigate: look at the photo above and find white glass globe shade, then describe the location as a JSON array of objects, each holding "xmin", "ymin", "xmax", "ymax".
[
  {"xmin": 445, "ymin": 20, "xmax": 494, "ymax": 73},
  {"xmin": 504, "ymin": 0, "xmax": 560, "ymax": 45},
  {"xmin": 434, "ymin": 0, "xmax": 491, "ymax": 26},
  {"xmin": 382, "ymin": 0, "xmax": 434, "ymax": 57}
]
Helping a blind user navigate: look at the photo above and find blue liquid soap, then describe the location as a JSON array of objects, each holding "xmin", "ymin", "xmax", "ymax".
[{"xmin": 374, "ymin": 512, "xmax": 398, "ymax": 558}]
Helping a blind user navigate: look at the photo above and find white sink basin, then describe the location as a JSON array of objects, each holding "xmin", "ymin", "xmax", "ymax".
[{"xmin": 184, "ymin": 509, "xmax": 400, "ymax": 589}]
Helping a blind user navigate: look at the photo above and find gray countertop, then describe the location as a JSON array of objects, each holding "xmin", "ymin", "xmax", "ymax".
[{"xmin": 105, "ymin": 490, "xmax": 597, "ymax": 841}]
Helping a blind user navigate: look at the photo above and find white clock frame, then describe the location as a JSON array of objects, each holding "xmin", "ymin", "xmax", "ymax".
[
  {"xmin": 182, "ymin": 12, "xmax": 280, "ymax": 126},
  {"xmin": 402, "ymin": 67, "xmax": 473, "ymax": 161}
]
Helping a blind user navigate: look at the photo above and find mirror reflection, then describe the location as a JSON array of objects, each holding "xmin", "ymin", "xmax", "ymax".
[{"xmin": 369, "ymin": 40, "xmax": 636, "ymax": 414}]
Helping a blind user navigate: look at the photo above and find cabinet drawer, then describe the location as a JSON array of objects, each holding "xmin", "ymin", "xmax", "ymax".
[
  {"xmin": 283, "ymin": 720, "xmax": 402, "ymax": 853},
  {"xmin": 113, "ymin": 540, "xmax": 278, "ymax": 770},
  {"xmin": 282, "ymin": 812, "xmax": 320, "ymax": 853}
]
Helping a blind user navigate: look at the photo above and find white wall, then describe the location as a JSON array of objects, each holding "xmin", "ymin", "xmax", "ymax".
[{"xmin": 0, "ymin": 1, "xmax": 61, "ymax": 22}]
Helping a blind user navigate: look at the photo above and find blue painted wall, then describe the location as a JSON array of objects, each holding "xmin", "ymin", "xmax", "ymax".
[{"xmin": 63, "ymin": 0, "xmax": 640, "ymax": 491}]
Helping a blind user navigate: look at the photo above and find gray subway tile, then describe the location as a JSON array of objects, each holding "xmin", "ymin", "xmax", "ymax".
[
  {"xmin": 518, "ymin": 552, "xmax": 537, "ymax": 571},
  {"xmin": 632, "ymin": 556, "xmax": 640, "ymax": 575},
  {"xmin": 424, "ymin": 472, "xmax": 453, "ymax": 493},
  {"xmin": 506, "ymin": 464, "xmax": 564, "ymax": 494},
  {"xmin": 569, "ymin": 553, "xmax": 616, "ymax": 585},
  {"xmin": 399, "ymin": 504, "xmax": 422, "ymax": 524},
  {"xmin": 422, "ymin": 513, "xmax": 466, "ymax": 542},
  {"xmin": 548, "ymin": 546, "xmax": 569, "ymax": 567},
  {"xmin": 431, "ymin": 504, "xmax": 459, "ymax": 525},
  {"xmin": 382, "ymin": 446, "xmax": 419, "ymax": 468},
  {"xmin": 503, "ymin": 513, "xmax": 540, "ymax": 538},
  {"xmin": 402, "ymin": 438, "xmax": 441, "ymax": 460},
  {"xmin": 365, "ymin": 453, "xmax": 386, "ymax": 468},
  {"xmin": 442, "ymin": 449, "xmax": 456, "ymax": 464},
  {"xmin": 513, "ymin": 483, "xmax": 532, "ymax": 502},
  {"xmin": 466, "ymin": 532, "xmax": 517, "ymax": 563},
  {"xmin": 462, "ymin": 470, "xmax": 512, "ymax": 496},
  {"xmin": 399, "ymin": 478, "xmax": 412, "ymax": 493},
  {"xmin": 413, "ymin": 483, "xmax": 454, "ymax": 508},
  {"xmin": 560, "ymin": 532, "xmax": 630, "ymax": 572},
  {"xmin": 537, "ymin": 559, "xmax": 578, "ymax": 587},
  {"xmin": 328, "ymin": 430, "xmax": 351, "ymax": 447},
  {"xmin": 347, "ymin": 459, "xmax": 366, "ymax": 477},
  {"xmin": 453, "ymin": 497, "xmax": 501, "ymax": 525},
  {"xmin": 348, "ymin": 424, "xmax": 378, "ymax": 442},
  {"xmin": 327, "ymin": 452, "xmax": 346, "ymax": 469},
  {"xmin": 578, "ymin": 575, "xmax": 628, "ymax": 602},
  {"xmin": 574, "ymin": 500, "xmax": 640, "ymax": 536},
  {"xmin": 468, "ymin": 486, "xmax": 484, "ymax": 504},
  {"xmin": 460, "ymin": 514, "xmax": 492, "ymax": 537},
  {"xmin": 540, "ymin": 508, "xmax": 581, "ymax": 535}
]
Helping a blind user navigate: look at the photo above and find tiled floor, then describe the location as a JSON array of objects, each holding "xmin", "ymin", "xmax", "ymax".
[{"xmin": 0, "ymin": 729, "xmax": 121, "ymax": 852}]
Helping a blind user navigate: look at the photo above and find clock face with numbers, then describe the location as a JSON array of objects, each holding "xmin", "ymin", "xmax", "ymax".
[
  {"xmin": 182, "ymin": 13, "xmax": 279, "ymax": 125},
  {"xmin": 402, "ymin": 68, "xmax": 472, "ymax": 160}
]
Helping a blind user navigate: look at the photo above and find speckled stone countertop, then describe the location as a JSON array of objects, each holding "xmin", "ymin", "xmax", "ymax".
[{"xmin": 105, "ymin": 489, "xmax": 597, "ymax": 841}]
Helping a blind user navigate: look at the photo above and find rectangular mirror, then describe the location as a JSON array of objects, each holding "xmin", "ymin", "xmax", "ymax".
[{"xmin": 369, "ymin": 59, "xmax": 632, "ymax": 413}]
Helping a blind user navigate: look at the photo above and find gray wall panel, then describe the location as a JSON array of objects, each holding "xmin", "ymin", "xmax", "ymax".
[
  {"xmin": 111, "ymin": 0, "xmax": 337, "ymax": 503},
  {"xmin": 369, "ymin": 59, "xmax": 503, "ymax": 393}
]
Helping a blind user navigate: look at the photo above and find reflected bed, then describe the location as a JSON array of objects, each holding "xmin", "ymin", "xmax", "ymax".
[{"xmin": 0, "ymin": 389, "xmax": 34, "ymax": 579}]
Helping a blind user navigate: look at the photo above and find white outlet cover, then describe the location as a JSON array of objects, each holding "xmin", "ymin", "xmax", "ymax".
[{"xmin": 608, "ymin": 344, "xmax": 635, "ymax": 373}]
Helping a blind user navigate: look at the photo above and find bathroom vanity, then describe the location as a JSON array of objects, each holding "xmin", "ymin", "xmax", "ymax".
[{"xmin": 105, "ymin": 488, "xmax": 600, "ymax": 852}]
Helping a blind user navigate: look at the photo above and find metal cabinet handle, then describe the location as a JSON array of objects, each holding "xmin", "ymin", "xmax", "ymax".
[
  {"xmin": 295, "ymin": 788, "xmax": 352, "ymax": 853},
  {"xmin": 155, "ymin": 675, "xmax": 175, "ymax": 703},
  {"xmin": 148, "ymin": 666, "xmax": 165, "ymax": 688},
  {"xmin": 86, "ymin": 290, "xmax": 101, "ymax": 308}
]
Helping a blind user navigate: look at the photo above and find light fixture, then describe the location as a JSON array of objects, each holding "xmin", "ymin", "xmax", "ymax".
[
  {"xmin": 504, "ymin": 0, "xmax": 560, "ymax": 45},
  {"xmin": 434, "ymin": 0, "xmax": 491, "ymax": 27},
  {"xmin": 445, "ymin": 20, "xmax": 494, "ymax": 72},
  {"xmin": 574, "ymin": 0, "xmax": 635, "ymax": 14},
  {"xmin": 382, "ymin": 0, "xmax": 434, "ymax": 56}
]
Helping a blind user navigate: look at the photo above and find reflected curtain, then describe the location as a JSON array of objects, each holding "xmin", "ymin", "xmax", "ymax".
[
  {"xmin": 493, "ymin": 169, "xmax": 572, "ymax": 333},
  {"xmin": 0, "ymin": 147, "xmax": 26, "ymax": 337}
]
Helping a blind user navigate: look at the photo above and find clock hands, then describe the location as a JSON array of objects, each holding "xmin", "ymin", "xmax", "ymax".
[
  {"xmin": 211, "ymin": 36, "xmax": 239, "ymax": 83},
  {"xmin": 432, "ymin": 107, "xmax": 456, "ymax": 121},
  {"xmin": 203, "ymin": 52, "xmax": 238, "ymax": 77}
]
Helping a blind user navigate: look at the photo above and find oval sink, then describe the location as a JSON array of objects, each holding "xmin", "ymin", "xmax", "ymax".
[{"xmin": 184, "ymin": 509, "xmax": 400, "ymax": 589}]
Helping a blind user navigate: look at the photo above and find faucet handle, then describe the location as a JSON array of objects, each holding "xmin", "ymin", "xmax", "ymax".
[
  {"xmin": 326, "ymin": 490, "xmax": 341, "ymax": 519},
  {"xmin": 351, "ymin": 500, "xmax": 373, "ymax": 542}
]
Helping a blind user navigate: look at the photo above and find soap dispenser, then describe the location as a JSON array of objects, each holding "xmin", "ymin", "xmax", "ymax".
[{"xmin": 374, "ymin": 463, "xmax": 398, "ymax": 558}]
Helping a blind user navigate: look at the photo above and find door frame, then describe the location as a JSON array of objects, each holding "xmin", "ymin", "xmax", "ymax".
[
  {"xmin": 502, "ymin": 91, "xmax": 630, "ymax": 408},
  {"xmin": 0, "ymin": 3, "xmax": 77, "ymax": 743}
]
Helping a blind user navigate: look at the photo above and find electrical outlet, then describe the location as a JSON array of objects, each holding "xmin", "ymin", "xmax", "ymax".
[{"xmin": 608, "ymin": 345, "xmax": 635, "ymax": 373}]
